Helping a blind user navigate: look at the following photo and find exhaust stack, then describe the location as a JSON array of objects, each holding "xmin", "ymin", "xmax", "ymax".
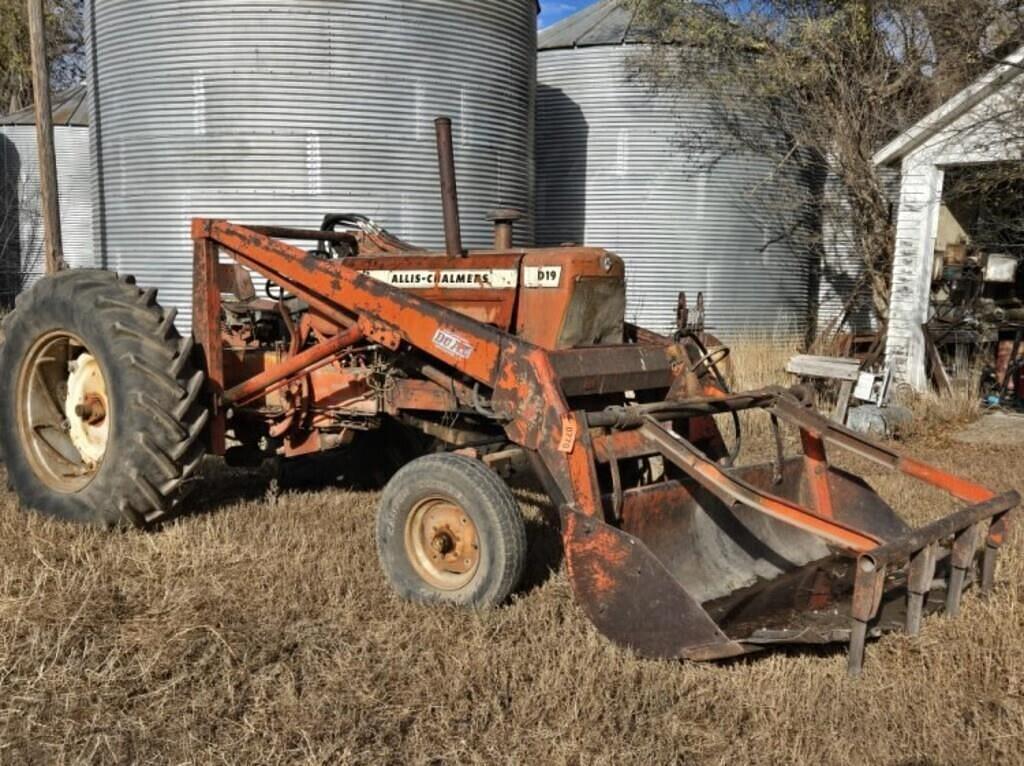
[{"xmin": 434, "ymin": 117, "xmax": 465, "ymax": 258}]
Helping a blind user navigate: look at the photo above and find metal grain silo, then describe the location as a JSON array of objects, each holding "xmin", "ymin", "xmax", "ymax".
[
  {"xmin": 1, "ymin": 84, "xmax": 93, "ymax": 304},
  {"xmin": 818, "ymin": 165, "xmax": 900, "ymax": 336},
  {"xmin": 537, "ymin": 0, "xmax": 815, "ymax": 339},
  {"xmin": 86, "ymin": 0, "xmax": 537, "ymax": 328}
]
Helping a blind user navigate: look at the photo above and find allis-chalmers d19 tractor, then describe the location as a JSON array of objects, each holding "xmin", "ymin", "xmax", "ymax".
[{"xmin": 0, "ymin": 119, "xmax": 1017, "ymax": 673}]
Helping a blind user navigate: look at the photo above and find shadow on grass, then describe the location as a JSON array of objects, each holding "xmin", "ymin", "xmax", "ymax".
[
  {"xmin": 160, "ymin": 458, "xmax": 279, "ymax": 525},
  {"xmin": 165, "ymin": 448, "xmax": 396, "ymax": 526},
  {"xmin": 515, "ymin": 491, "xmax": 565, "ymax": 596},
  {"xmin": 713, "ymin": 639, "xmax": 857, "ymax": 671},
  {"xmin": 164, "ymin": 456, "xmax": 571, "ymax": 597}
]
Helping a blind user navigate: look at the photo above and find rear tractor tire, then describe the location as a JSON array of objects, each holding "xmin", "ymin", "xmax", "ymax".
[
  {"xmin": 376, "ymin": 453, "xmax": 527, "ymax": 607},
  {"xmin": 0, "ymin": 270, "xmax": 209, "ymax": 527}
]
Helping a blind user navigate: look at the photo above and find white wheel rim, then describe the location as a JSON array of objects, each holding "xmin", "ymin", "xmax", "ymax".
[{"xmin": 64, "ymin": 353, "xmax": 110, "ymax": 466}]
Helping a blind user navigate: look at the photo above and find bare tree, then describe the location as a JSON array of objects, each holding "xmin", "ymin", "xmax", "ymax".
[
  {"xmin": 0, "ymin": 0, "xmax": 84, "ymax": 115},
  {"xmin": 920, "ymin": 0, "xmax": 1024, "ymax": 99},
  {"xmin": 628, "ymin": 0, "xmax": 1024, "ymax": 338}
]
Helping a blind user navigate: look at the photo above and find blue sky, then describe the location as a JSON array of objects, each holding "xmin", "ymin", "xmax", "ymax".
[{"xmin": 538, "ymin": 0, "xmax": 597, "ymax": 29}]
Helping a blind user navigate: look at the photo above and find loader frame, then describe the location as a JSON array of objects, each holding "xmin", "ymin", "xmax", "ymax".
[{"xmin": 191, "ymin": 218, "xmax": 1018, "ymax": 674}]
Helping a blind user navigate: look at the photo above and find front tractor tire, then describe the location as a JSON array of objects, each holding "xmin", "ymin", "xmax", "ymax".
[
  {"xmin": 376, "ymin": 453, "xmax": 527, "ymax": 608},
  {"xmin": 0, "ymin": 270, "xmax": 209, "ymax": 527}
]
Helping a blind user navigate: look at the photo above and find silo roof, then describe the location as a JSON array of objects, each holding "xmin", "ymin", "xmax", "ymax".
[
  {"xmin": 539, "ymin": 0, "xmax": 652, "ymax": 50},
  {"xmin": 1, "ymin": 82, "xmax": 89, "ymax": 127}
]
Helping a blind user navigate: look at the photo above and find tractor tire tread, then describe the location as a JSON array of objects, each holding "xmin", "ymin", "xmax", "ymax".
[{"xmin": 0, "ymin": 270, "xmax": 210, "ymax": 527}]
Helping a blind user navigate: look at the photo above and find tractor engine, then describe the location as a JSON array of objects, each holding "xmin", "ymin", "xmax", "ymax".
[{"xmin": 219, "ymin": 285, "xmax": 383, "ymax": 465}]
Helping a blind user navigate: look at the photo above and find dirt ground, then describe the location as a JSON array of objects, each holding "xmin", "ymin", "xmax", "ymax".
[
  {"xmin": 0, "ymin": 422, "xmax": 1022, "ymax": 765},
  {"xmin": 956, "ymin": 412, "xmax": 1024, "ymax": 446}
]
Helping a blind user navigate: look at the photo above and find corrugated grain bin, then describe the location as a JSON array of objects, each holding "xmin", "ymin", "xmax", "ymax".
[
  {"xmin": 537, "ymin": 0, "xmax": 816, "ymax": 338},
  {"xmin": 0, "ymin": 85, "xmax": 93, "ymax": 304},
  {"xmin": 87, "ymin": 0, "xmax": 537, "ymax": 328},
  {"xmin": 818, "ymin": 166, "xmax": 900, "ymax": 336}
]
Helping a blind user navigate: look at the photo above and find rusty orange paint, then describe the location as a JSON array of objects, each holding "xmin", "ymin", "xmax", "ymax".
[
  {"xmin": 800, "ymin": 428, "xmax": 834, "ymax": 519},
  {"xmin": 192, "ymin": 236, "xmax": 226, "ymax": 454},
  {"xmin": 308, "ymin": 371, "xmax": 376, "ymax": 413},
  {"xmin": 692, "ymin": 456, "xmax": 878, "ymax": 553},
  {"xmin": 988, "ymin": 513, "xmax": 1012, "ymax": 547},
  {"xmin": 593, "ymin": 429, "xmax": 652, "ymax": 464},
  {"xmin": 189, "ymin": 216, "xmax": 1015, "ymax": 608},
  {"xmin": 207, "ymin": 220, "xmax": 508, "ymax": 384},
  {"xmin": 224, "ymin": 325, "xmax": 363, "ymax": 407},
  {"xmin": 899, "ymin": 457, "xmax": 995, "ymax": 504},
  {"xmin": 516, "ymin": 248, "xmax": 625, "ymax": 348},
  {"xmin": 561, "ymin": 510, "xmax": 631, "ymax": 596},
  {"xmin": 344, "ymin": 252, "xmax": 522, "ymax": 331},
  {"xmin": 384, "ymin": 379, "xmax": 460, "ymax": 413},
  {"xmin": 562, "ymin": 413, "xmax": 604, "ymax": 519},
  {"xmin": 641, "ymin": 420, "xmax": 881, "ymax": 553}
]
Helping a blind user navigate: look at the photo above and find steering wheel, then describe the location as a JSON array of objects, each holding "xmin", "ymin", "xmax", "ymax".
[{"xmin": 689, "ymin": 345, "xmax": 731, "ymax": 377}]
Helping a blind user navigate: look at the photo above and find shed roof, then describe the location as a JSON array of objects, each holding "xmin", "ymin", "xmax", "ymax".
[
  {"xmin": 539, "ymin": 0, "xmax": 653, "ymax": 50},
  {"xmin": 874, "ymin": 45, "xmax": 1024, "ymax": 166},
  {"xmin": 0, "ymin": 82, "xmax": 89, "ymax": 128}
]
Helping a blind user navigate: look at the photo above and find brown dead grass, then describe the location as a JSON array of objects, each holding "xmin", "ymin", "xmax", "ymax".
[
  {"xmin": 711, "ymin": 333, "xmax": 812, "ymax": 453},
  {"xmin": 0, "ymin": 343, "xmax": 1022, "ymax": 764},
  {"xmin": 717, "ymin": 333, "xmax": 799, "ymax": 392},
  {"xmin": 720, "ymin": 333, "xmax": 984, "ymax": 447},
  {"xmin": 1, "ymin": 443, "xmax": 1023, "ymax": 764},
  {"xmin": 897, "ymin": 376, "xmax": 985, "ymax": 445}
]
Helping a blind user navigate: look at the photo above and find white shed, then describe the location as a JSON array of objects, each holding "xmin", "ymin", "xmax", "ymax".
[{"xmin": 875, "ymin": 47, "xmax": 1024, "ymax": 389}]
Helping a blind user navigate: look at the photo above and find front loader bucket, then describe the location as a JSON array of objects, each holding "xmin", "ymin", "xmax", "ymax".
[{"xmin": 561, "ymin": 397, "xmax": 1018, "ymax": 672}]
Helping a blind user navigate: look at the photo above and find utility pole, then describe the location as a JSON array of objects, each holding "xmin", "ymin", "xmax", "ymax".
[{"xmin": 27, "ymin": 0, "xmax": 64, "ymax": 274}]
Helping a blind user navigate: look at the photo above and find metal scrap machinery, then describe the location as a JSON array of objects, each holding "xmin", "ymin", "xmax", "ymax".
[{"xmin": 0, "ymin": 119, "xmax": 1016, "ymax": 674}]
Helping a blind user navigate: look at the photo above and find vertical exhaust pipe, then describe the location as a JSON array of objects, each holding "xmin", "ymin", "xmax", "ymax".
[{"xmin": 435, "ymin": 117, "xmax": 465, "ymax": 258}]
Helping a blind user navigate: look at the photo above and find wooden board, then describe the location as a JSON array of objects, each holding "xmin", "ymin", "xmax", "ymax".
[{"xmin": 786, "ymin": 355, "xmax": 862, "ymax": 382}]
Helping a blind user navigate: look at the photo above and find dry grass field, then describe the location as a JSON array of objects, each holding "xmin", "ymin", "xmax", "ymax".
[{"xmin": 1, "ymin": 345, "xmax": 1022, "ymax": 764}]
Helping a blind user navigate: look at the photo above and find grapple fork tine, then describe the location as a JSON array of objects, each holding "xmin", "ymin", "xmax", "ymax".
[
  {"xmin": 848, "ymin": 558, "xmax": 886, "ymax": 676},
  {"xmin": 906, "ymin": 543, "xmax": 938, "ymax": 636},
  {"xmin": 848, "ymin": 620, "xmax": 869, "ymax": 677},
  {"xmin": 981, "ymin": 541, "xmax": 999, "ymax": 594},
  {"xmin": 946, "ymin": 522, "xmax": 984, "ymax": 617},
  {"xmin": 946, "ymin": 568, "xmax": 966, "ymax": 617},
  {"xmin": 982, "ymin": 511, "xmax": 1013, "ymax": 594}
]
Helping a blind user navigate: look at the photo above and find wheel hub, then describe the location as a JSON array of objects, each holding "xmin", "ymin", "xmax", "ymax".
[
  {"xmin": 405, "ymin": 498, "xmax": 481, "ymax": 590},
  {"xmin": 431, "ymin": 530, "xmax": 456, "ymax": 555},
  {"xmin": 64, "ymin": 353, "xmax": 110, "ymax": 466}
]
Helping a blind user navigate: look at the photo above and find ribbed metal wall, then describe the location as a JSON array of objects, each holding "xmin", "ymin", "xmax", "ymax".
[
  {"xmin": 818, "ymin": 166, "xmax": 900, "ymax": 335},
  {"xmin": 0, "ymin": 126, "xmax": 94, "ymax": 301},
  {"xmin": 87, "ymin": 0, "xmax": 536, "ymax": 329},
  {"xmin": 537, "ymin": 46, "xmax": 815, "ymax": 339}
]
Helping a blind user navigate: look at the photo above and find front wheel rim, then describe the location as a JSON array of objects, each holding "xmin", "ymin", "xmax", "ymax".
[
  {"xmin": 404, "ymin": 497, "xmax": 481, "ymax": 591},
  {"xmin": 15, "ymin": 332, "xmax": 111, "ymax": 493}
]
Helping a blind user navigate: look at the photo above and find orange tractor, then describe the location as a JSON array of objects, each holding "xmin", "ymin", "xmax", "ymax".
[{"xmin": 0, "ymin": 119, "xmax": 1016, "ymax": 673}]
